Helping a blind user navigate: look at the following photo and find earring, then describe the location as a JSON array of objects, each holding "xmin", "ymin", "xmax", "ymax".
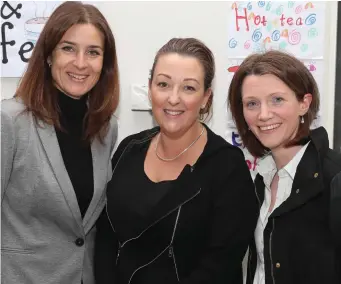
[
  {"xmin": 301, "ymin": 116, "xmax": 304, "ymax": 124},
  {"xmin": 48, "ymin": 62, "xmax": 52, "ymax": 67}
]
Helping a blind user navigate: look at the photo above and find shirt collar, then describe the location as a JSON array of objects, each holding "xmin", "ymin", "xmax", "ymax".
[
  {"xmin": 282, "ymin": 141, "xmax": 310, "ymax": 180},
  {"xmin": 257, "ymin": 141, "xmax": 310, "ymax": 181}
]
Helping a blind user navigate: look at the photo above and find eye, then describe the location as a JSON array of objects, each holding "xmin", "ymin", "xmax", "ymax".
[
  {"xmin": 184, "ymin": 85, "xmax": 196, "ymax": 92},
  {"xmin": 61, "ymin": 46, "xmax": 74, "ymax": 52},
  {"xmin": 157, "ymin": 82, "xmax": 168, "ymax": 88},
  {"xmin": 245, "ymin": 100, "xmax": 260, "ymax": 109},
  {"xmin": 88, "ymin": 50, "xmax": 101, "ymax": 57},
  {"xmin": 272, "ymin": 96, "xmax": 284, "ymax": 105}
]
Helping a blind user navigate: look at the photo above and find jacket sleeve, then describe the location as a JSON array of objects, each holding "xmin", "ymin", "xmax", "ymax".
[
  {"xmin": 330, "ymin": 171, "xmax": 341, "ymax": 247},
  {"xmin": 95, "ymin": 135, "xmax": 134, "ymax": 284},
  {"xmin": 94, "ymin": 206, "xmax": 119, "ymax": 284},
  {"xmin": 181, "ymin": 148, "xmax": 259, "ymax": 284},
  {"xmin": 1, "ymin": 109, "xmax": 15, "ymax": 200}
]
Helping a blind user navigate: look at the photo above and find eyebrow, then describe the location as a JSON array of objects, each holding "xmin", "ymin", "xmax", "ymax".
[
  {"xmin": 243, "ymin": 92, "xmax": 287, "ymax": 99},
  {"xmin": 59, "ymin": 40, "xmax": 103, "ymax": 50},
  {"xmin": 157, "ymin": 73, "xmax": 200, "ymax": 84},
  {"xmin": 184, "ymin": 78, "xmax": 200, "ymax": 84}
]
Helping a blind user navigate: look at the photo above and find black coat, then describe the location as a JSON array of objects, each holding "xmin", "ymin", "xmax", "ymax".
[
  {"xmin": 95, "ymin": 125, "xmax": 259, "ymax": 284},
  {"xmin": 246, "ymin": 127, "xmax": 341, "ymax": 284}
]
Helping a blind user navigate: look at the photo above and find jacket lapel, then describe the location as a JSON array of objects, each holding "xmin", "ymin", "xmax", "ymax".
[
  {"xmin": 35, "ymin": 122, "xmax": 83, "ymax": 230},
  {"xmin": 82, "ymin": 137, "xmax": 107, "ymax": 233},
  {"xmin": 271, "ymin": 143, "xmax": 324, "ymax": 217}
]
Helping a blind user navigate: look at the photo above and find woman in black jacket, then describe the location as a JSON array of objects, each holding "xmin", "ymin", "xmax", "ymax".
[
  {"xmin": 95, "ymin": 38, "xmax": 259, "ymax": 284},
  {"xmin": 228, "ymin": 50, "xmax": 341, "ymax": 284}
]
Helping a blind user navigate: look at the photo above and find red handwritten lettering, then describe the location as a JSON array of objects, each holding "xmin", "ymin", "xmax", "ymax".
[{"xmin": 235, "ymin": 8, "xmax": 249, "ymax": 31}]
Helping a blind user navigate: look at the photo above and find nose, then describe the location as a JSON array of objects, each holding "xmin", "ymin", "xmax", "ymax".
[
  {"xmin": 258, "ymin": 104, "xmax": 273, "ymax": 121},
  {"xmin": 168, "ymin": 88, "xmax": 181, "ymax": 105},
  {"xmin": 73, "ymin": 52, "xmax": 87, "ymax": 69}
]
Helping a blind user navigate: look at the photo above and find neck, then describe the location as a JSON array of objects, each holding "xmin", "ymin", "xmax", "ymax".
[
  {"xmin": 271, "ymin": 144, "xmax": 303, "ymax": 170},
  {"xmin": 158, "ymin": 122, "xmax": 203, "ymax": 158},
  {"xmin": 55, "ymin": 85, "xmax": 82, "ymax": 100}
]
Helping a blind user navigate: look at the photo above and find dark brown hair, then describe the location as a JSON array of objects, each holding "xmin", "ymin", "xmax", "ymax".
[
  {"xmin": 228, "ymin": 50, "xmax": 320, "ymax": 157},
  {"xmin": 15, "ymin": 1, "xmax": 119, "ymax": 143},
  {"xmin": 150, "ymin": 38, "xmax": 215, "ymax": 121}
]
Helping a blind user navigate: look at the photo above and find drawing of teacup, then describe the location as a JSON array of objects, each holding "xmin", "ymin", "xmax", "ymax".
[{"xmin": 25, "ymin": 17, "xmax": 49, "ymax": 44}]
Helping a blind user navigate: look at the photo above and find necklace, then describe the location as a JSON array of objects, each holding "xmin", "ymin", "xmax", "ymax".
[{"xmin": 155, "ymin": 126, "xmax": 205, "ymax": 162}]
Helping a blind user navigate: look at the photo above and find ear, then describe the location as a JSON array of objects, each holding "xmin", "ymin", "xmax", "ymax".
[
  {"xmin": 202, "ymin": 88, "xmax": 212, "ymax": 107},
  {"xmin": 299, "ymin": 93, "xmax": 312, "ymax": 115},
  {"xmin": 47, "ymin": 56, "xmax": 52, "ymax": 65}
]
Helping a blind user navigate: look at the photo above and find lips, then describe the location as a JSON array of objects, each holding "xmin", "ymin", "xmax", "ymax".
[
  {"xmin": 259, "ymin": 123, "xmax": 281, "ymax": 131},
  {"xmin": 67, "ymin": 72, "xmax": 88, "ymax": 81},
  {"xmin": 164, "ymin": 109, "xmax": 184, "ymax": 116}
]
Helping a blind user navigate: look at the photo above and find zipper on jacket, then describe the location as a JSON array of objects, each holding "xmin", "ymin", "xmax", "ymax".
[
  {"xmin": 168, "ymin": 246, "xmax": 179, "ymax": 282},
  {"xmin": 269, "ymin": 218, "xmax": 276, "ymax": 284},
  {"xmin": 127, "ymin": 205, "xmax": 184, "ymax": 284},
  {"xmin": 254, "ymin": 184, "xmax": 261, "ymax": 208},
  {"xmin": 106, "ymin": 133, "xmax": 159, "ymax": 266},
  {"xmin": 167, "ymin": 206, "xmax": 181, "ymax": 282},
  {"xmin": 106, "ymin": 205, "xmax": 123, "ymax": 266}
]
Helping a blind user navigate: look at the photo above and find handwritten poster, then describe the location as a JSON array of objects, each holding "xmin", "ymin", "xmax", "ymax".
[
  {"xmin": 0, "ymin": 1, "xmax": 96, "ymax": 78},
  {"xmin": 0, "ymin": 1, "xmax": 63, "ymax": 77},
  {"xmin": 228, "ymin": 1, "xmax": 326, "ymax": 59}
]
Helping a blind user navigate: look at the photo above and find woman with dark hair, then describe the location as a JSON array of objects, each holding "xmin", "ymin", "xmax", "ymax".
[
  {"xmin": 95, "ymin": 37, "xmax": 258, "ymax": 284},
  {"xmin": 228, "ymin": 50, "xmax": 341, "ymax": 284},
  {"xmin": 1, "ymin": 2, "xmax": 119, "ymax": 283}
]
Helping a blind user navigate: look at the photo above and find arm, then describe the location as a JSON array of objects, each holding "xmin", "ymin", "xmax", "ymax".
[
  {"xmin": 94, "ymin": 206, "xmax": 119, "ymax": 284},
  {"xmin": 181, "ymin": 148, "xmax": 259, "ymax": 284},
  {"xmin": 95, "ymin": 135, "xmax": 135, "ymax": 283},
  {"xmin": 330, "ymin": 171, "xmax": 341, "ymax": 247},
  {"xmin": 1, "ymin": 110, "xmax": 16, "ymax": 200}
]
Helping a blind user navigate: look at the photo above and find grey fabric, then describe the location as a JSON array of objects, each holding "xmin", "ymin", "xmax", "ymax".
[{"xmin": 1, "ymin": 98, "xmax": 117, "ymax": 284}]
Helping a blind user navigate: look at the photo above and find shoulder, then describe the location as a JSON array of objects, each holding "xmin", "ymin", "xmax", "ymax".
[
  {"xmin": 118, "ymin": 127, "xmax": 159, "ymax": 148},
  {"xmin": 1, "ymin": 98, "xmax": 26, "ymax": 120},
  {"xmin": 111, "ymin": 127, "xmax": 159, "ymax": 164},
  {"xmin": 1, "ymin": 98, "xmax": 32, "ymax": 132},
  {"xmin": 205, "ymin": 125, "xmax": 247, "ymax": 165},
  {"xmin": 323, "ymin": 148, "xmax": 341, "ymax": 181},
  {"xmin": 107, "ymin": 114, "xmax": 118, "ymax": 139}
]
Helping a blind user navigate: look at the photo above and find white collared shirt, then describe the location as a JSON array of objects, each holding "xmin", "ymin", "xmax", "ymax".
[{"xmin": 252, "ymin": 142, "xmax": 310, "ymax": 284}]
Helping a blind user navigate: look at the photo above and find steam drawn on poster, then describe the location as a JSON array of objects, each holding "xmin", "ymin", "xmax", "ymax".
[
  {"xmin": 228, "ymin": 1, "xmax": 324, "ymax": 57},
  {"xmin": 24, "ymin": 1, "xmax": 58, "ymax": 44}
]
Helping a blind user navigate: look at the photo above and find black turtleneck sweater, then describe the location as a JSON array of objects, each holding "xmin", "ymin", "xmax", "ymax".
[{"xmin": 55, "ymin": 91, "xmax": 94, "ymax": 219}]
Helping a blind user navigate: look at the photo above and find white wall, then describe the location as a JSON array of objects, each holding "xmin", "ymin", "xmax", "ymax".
[{"xmin": 0, "ymin": 1, "xmax": 338, "ymax": 146}]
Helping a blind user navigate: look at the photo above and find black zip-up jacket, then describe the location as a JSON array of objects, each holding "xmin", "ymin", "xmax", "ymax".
[
  {"xmin": 95, "ymin": 125, "xmax": 259, "ymax": 284},
  {"xmin": 247, "ymin": 127, "xmax": 341, "ymax": 284}
]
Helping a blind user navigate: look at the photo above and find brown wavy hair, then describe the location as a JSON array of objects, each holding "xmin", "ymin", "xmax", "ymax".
[
  {"xmin": 150, "ymin": 38, "xmax": 215, "ymax": 121},
  {"xmin": 228, "ymin": 50, "xmax": 320, "ymax": 157},
  {"xmin": 15, "ymin": 1, "xmax": 119, "ymax": 143}
]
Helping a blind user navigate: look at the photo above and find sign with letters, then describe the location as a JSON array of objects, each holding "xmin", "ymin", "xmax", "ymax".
[
  {"xmin": 0, "ymin": 1, "xmax": 61, "ymax": 77},
  {"xmin": 227, "ymin": 1, "xmax": 325, "ymax": 59}
]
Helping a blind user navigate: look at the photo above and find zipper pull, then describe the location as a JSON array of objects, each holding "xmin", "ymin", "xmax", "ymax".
[
  {"xmin": 116, "ymin": 247, "xmax": 121, "ymax": 265},
  {"xmin": 168, "ymin": 246, "xmax": 173, "ymax": 257}
]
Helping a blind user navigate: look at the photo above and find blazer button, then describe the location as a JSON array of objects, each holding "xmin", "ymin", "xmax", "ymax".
[
  {"xmin": 276, "ymin": 262, "xmax": 281, "ymax": 268},
  {"xmin": 75, "ymin": 238, "xmax": 84, "ymax": 247}
]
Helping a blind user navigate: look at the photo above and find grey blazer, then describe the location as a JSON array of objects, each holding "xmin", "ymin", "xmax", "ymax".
[{"xmin": 1, "ymin": 98, "xmax": 118, "ymax": 284}]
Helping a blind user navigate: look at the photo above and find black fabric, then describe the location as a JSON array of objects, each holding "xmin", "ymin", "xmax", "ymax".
[
  {"xmin": 95, "ymin": 124, "xmax": 259, "ymax": 284},
  {"xmin": 120, "ymin": 140, "xmax": 172, "ymax": 218},
  {"xmin": 55, "ymin": 90, "xmax": 94, "ymax": 218},
  {"xmin": 331, "ymin": 172, "xmax": 341, "ymax": 246},
  {"xmin": 246, "ymin": 127, "xmax": 341, "ymax": 284}
]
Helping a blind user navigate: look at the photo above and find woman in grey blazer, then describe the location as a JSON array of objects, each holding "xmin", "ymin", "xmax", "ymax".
[{"xmin": 1, "ymin": 2, "xmax": 119, "ymax": 283}]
